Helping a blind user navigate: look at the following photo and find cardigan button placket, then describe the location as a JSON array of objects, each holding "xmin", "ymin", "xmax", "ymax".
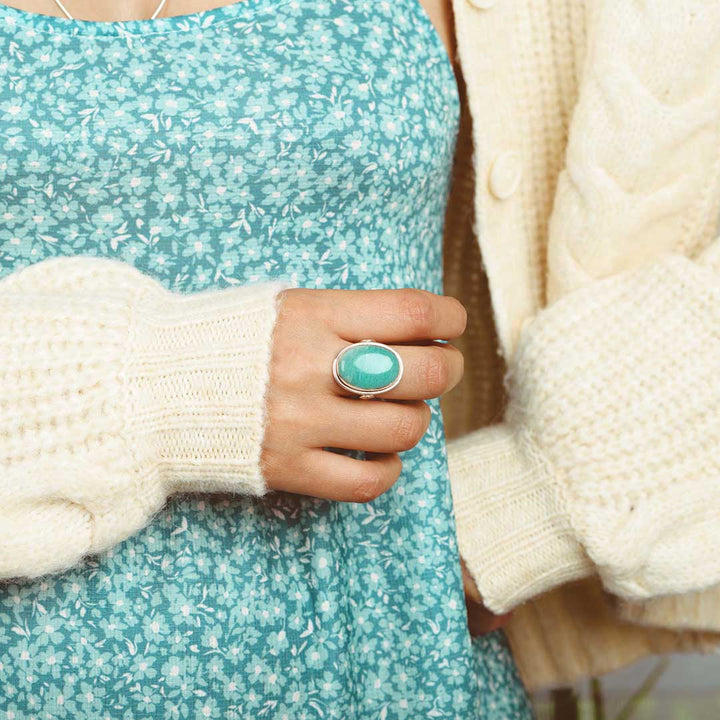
[
  {"xmin": 466, "ymin": 0, "xmax": 498, "ymax": 9},
  {"xmin": 488, "ymin": 151, "xmax": 522, "ymax": 199}
]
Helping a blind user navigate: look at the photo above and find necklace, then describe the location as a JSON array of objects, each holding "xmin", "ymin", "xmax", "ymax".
[{"xmin": 52, "ymin": 0, "xmax": 169, "ymax": 19}]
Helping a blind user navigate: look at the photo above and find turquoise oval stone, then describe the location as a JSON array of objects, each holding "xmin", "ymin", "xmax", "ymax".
[{"xmin": 337, "ymin": 344, "xmax": 400, "ymax": 391}]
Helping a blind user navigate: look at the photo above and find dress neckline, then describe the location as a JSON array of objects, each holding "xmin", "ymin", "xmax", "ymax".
[{"xmin": 0, "ymin": 0, "xmax": 278, "ymax": 36}]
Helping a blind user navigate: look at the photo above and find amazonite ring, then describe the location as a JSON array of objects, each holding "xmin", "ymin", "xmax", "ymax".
[{"xmin": 332, "ymin": 339, "xmax": 404, "ymax": 399}]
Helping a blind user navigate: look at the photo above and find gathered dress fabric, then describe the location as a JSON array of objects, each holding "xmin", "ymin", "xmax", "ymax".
[{"xmin": 0, "ymin": 0, "xmax": 532, "ymax": 716}]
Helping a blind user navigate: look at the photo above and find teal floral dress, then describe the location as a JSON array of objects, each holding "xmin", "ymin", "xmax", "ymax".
[{"xmin": 0, "ymin": 0, "xmax": 534, "ymax": 717}]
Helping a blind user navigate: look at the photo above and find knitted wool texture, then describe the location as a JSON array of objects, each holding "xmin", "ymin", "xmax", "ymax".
[
  {"xmin": 445, "ymin": 0, "xmax": 720, "ymax": 615},
  {"xmin": 0, "ymin": 256, "xmax": 291, "ymax": 579},
  {"xmin": 439, "ymin": 0, "xmax": 720, "ymax": 688},
  {"xmin": 451, "ymin": 250, "xmax": 720, "ymax": 612}
]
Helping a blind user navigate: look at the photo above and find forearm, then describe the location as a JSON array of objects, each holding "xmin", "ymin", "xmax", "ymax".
[{"xmin": 0, "ymin": 255, "xmax": 292, "ymax": 580}]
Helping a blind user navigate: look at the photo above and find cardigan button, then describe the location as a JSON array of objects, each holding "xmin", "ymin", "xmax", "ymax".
[
  {"xmin": 488, "ymin": 151, "xmax": 522, "ymax": 199},
  {"xmin": 466, "ymin": 0, "xmax": 497, "ymax": 8}
]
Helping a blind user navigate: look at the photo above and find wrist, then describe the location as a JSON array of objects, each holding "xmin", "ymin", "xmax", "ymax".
[
  {"xmin": 125, "ymin": 278, "xmax": 292, "ymax": 496},
  {"xmin": 448, "ymin": 423, "xmax": 595, "ymax": 614}
]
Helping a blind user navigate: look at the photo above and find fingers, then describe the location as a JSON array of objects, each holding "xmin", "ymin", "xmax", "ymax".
[
  {"xmin": 316, "ymin": 287, "xmax": 468, "ymax": 342},
  {"xmin": 327, "ymin": 340, "xmax": 464, "ymax": 400},
  {"xmin": 460, "ymin": 555, "xmax": 483, "ymax": 605},
  {"xmin": 268, "ymin": 447, "xmax": 403, "ymax": 504},
  {"xmin": 304, "ymin": 397, "xmax": 432, "ymax": 454},
  {"xmin": 460, "ymin": 557, "xmax": 513, "ymax": 636},
  {"xmin": 261, "ymin": 287, "xmax": 468, "ymax": 506},
  {"xmin": 465, "ymin": 597, "xmax": 514, "ymax": 636}
]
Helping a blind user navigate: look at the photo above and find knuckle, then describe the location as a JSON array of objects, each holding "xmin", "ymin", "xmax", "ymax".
[
  {"xmin": 269, "ymin": 396, "xmax": 304, "ymax": 434},
  {"xmin": 278, "ymin": 288, "xmax": 328, "ymax": 333},
  {"xmin": 274, "ymin": 287, "xmax": 300, "ymax": 326},
  {"xmin": 281, "ymin": 286, "xmax": 309, "ymax": 312},
  {"xmin": 390, "ymin": 408, "xmax": 426, "ymax": 450},
  {"xmin": 400, "ymin": 289, "xmax": 435, "ymax": 335},
  {"xmin": 270, "ymin": 348, "xmax": 298, "ymax": 387},
  {"xmin": 423, "ymin": 347, "xmax": 450, "ymax": 396},
  {"xmin": 273, "ymin": 344, "xmax": 321, "ymax": 394},
  {"xmin": 275, "ymin": 288, "xmax": 291, "ymax": 315},
  {"xmin": 352, "ymin": 471, "xmax": 385, "ymax": 504},
  {"xmin": 259, "ymin": 447, "xmax": 283, "ymax": 487}
]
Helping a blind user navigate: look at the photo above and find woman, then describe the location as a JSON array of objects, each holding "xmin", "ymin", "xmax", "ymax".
[
  {"xmin": 0, "ymin": 0, "xmax": 531, "ymax": 717},
  {"xmin": 5, "ymin": 0, "xmax": 720, "ymax": 712}
]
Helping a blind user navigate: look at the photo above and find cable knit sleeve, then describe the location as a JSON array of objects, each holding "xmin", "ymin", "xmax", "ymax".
[
  {"xmin": 449, "ymin": 246, "xmax": 720, "ymax": 615},
  {"xmin": 0, "ymin": 255, "xmax": 293, "ymax": 581},
  {"xmin": 447, "ymin": 0, "xmax": 720, "ymax": 615},
  {"xmin": 448, "ymin": 247, "xmax": 720, "ymax": 613}
]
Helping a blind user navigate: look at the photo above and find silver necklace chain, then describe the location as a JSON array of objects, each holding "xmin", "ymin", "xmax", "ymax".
[{"xmin": 52, "ymin": 0, "xmax": 168, "ymax": 19}]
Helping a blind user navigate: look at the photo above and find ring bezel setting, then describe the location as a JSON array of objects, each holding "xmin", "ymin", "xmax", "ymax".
[{"xmin": 332, "ymin": 339, "xmax": 404, "ymax": 399}]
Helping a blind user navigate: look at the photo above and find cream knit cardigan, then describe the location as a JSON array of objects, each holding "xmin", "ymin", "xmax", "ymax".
[
  {"xmin": 440, "ymin": 0, "xmax": 720, "ymax": 691},
  {"xmin": 4, "ymin": 0, "xmax": 720, "ymax": 693}
]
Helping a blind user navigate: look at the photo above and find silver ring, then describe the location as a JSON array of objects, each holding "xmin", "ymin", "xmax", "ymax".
[{"xmin": 332, "ymin": 339, "xmax": 404, "ymax": 399}]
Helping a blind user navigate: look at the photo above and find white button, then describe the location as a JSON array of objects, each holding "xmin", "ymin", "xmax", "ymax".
[
  {"xmin": 467, "ymin": 0, "xmax": 497, "ymax": 8},
  {"xmin": 488, "ymin": 151, "xmax": 522, "ymax": 200}
]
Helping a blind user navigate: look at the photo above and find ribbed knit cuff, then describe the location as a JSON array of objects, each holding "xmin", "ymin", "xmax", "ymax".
[
  {"xmin": 126, "ymin": 279, "xmax": 293, "ymax": 497},
  {"xmin": 447, "ymin": 423, "xmax": 595, "ymax": 614}
]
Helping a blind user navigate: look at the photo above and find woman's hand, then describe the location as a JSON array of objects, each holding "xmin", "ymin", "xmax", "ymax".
[
  {"xmin": 260, "ymin": 287, "xmax": 467, "ymax": 502},
  {"xmin": 461, "ymin": 556, "xmax": 513, "ymax": 636}
]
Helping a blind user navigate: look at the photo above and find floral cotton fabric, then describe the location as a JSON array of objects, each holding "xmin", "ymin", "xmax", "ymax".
[{"xmin": 0, "ymin": 0, "xmax": 533, "ymax": 717}]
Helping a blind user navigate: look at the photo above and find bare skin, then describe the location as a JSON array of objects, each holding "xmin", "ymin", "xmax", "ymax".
[
  {"xmin": 264, "ymin": 288, "xmax": 466, "ymax": 501},
  {"xmin": 1, "ymin": 0, "xmax": 507, "ymax": 633}
]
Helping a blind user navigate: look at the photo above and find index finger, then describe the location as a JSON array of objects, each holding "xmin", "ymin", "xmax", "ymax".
[{"xmin": 319, "ymin": 287, "xmax": 468, "ymax": 342}]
